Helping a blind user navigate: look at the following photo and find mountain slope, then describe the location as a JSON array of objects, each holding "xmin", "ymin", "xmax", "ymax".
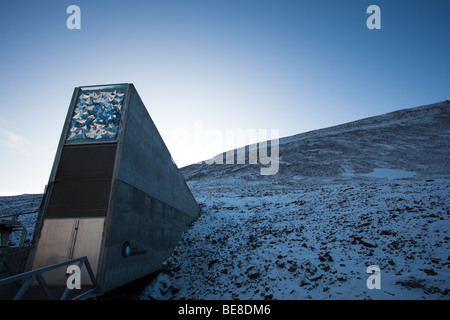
[
  {"xmin": 2, "ymin": 101, "xmax": 449, "ymax": 300},
  {"xmin": 137, "ymin": 100, "xmax": 450, "ymax": 300},
  {"xmin": 182, "ymin": 100, "xmax": 450, "ymax": 181}
]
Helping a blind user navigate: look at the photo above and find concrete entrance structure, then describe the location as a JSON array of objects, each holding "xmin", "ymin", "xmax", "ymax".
[{"xmin": 30, "ymin": 84, "xmax": 200, "ymax": 293}]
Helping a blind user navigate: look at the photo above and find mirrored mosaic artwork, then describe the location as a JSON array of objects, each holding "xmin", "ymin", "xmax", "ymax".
[{"xmin": 66, "ymin": 89, "xmax": 125, "ymax": 142}]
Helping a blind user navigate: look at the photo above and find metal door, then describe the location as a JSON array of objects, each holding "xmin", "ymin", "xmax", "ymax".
[{"xmin": 31, "ymin": 217, "xmax": 104, "ymax": 286}]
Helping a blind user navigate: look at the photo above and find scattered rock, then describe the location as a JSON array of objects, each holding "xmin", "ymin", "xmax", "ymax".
[
  {"xmin": 380, "ymin": 230, "xmax": 397, "ymax": 236},
  {"xmin": 318, "ymin": 252, "xmax": 333, "ymax": 262},
  {"xmin": 423, "ymin": 268, "xmax": 437, "ymax": 276},
  {"xmin": 248, "ymin": 271, "xmax": 261, "ymax": 280},
  {"xmin": 170, "ymin": 286, "xmax": 180, "ymax": 295},
  {"xmin": 208, "ymin": 259, "xmax": 219, "ymax": 268},
  {"xmin": 357, "ymin": 222, "xmax": 371, "ymax": 228},
  {"xmin": 276, "ymin": 260, "xmax": 285, "ymax": 268},
  {"xmin": 424, "ymin": 286, "xmax": 441, "ymax": 294},
  {"xmin": 359, "ymin": 238, "xmax": 377, "ymax": 248},
  {"xmin": 300, "ymin": 279, "xmax": 311, "ymax": 287},
  {"xmin": 320, "ymin": 264, "xmax": 330, "ymax": 272},
  {"xmin": 159, "ymin": 286, "xmax": 168, "ymax": 295},
  {"xmin": 310, "ymin": 274, "xmax": 323, "ymax": 282},
  {"xmin": 287, "ymin": 263, "xmax": 297, "ymax": 272}
]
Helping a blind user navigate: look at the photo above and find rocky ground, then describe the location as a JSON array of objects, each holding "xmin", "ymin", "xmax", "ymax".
[
  {"xmin": 0, "ymin": 194, "xmax": 41, "ymax": 246},
  {"xmin": 1, "ymin": 101, "xmax": 449, "ymax": 300},
  {"xmin": 138, "ymin": 174, "xmax": 449, "ymax": 300},
  {"xmin": 136, "ymin": 102, "xmax": 449, "ymax": 300}
]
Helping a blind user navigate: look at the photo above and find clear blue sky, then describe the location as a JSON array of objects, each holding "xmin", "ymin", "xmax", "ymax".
[{"xmin": 0, "ymin": 0, "xmax": 449, "ymax": 195}]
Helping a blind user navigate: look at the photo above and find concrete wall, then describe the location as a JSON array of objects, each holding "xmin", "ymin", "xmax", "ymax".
[
  {"xmin": 98, "ymin": 85, "xmax": 200, "ymax": 292},
  {"xmin": 29, "ymin": 84, "xmax": 199, "ymax": 294}
]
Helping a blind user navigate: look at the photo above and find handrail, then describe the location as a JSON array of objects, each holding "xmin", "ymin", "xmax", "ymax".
[{"xmin": 0, "ymin": 256, "xmax": 97, "ymax": 300}]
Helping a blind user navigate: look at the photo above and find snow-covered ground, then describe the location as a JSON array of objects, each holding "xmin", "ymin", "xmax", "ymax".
[
  {"xmin": 139, "ymin": 175, "xmax": 449, "ymax": 300},
  {"xmin": 0, "ymin": 194, "xmax": 41, "ymax": 246},
  {"xmin": 1, "ymin": 101, "xmax": 449, "ymax": 300},
  {"xmin": 137, "ymin": 101, "xmax": 449, "ymax": 300}
]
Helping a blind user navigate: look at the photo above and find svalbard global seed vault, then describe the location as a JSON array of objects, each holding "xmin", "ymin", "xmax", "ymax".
[{"xmin": 30, "ymin": 83, "xmax": 200, "ymax": 294}]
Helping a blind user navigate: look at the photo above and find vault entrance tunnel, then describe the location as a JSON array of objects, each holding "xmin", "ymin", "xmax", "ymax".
[{"xmin": 31, "ymin": 84, "xmax": 200, "ymax": 294}]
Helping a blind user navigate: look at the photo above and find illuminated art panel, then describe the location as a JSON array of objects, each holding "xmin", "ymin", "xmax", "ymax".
[{"xmin": 66, "ymin": 86, "xmax": 126, "ymax": 143}]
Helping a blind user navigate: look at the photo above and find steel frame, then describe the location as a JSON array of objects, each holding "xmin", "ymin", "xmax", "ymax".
[{"xmin": 0, "ymin": 256, "xmax": 97, "ymax": 300}]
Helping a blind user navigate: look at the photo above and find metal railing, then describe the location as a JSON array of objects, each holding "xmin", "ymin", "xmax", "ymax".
[{"xmin": 0, "ymin": 256, "xmax": 97, "ymax": 300}]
